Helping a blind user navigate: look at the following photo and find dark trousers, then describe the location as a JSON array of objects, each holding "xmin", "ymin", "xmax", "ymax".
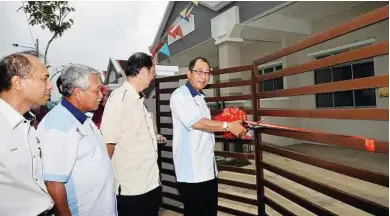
[
  {"xmin": 177, "ymin": 178, "xmax": 218, "ymax": 216},
  {"xmin": 117, "ymin": 186, "xmax": 162, "ymax": 216}
]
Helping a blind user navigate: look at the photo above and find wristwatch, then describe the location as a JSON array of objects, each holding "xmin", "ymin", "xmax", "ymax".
[{"xmin": 223, "ymin": 121, "xmax": 228, "ymax": 131}]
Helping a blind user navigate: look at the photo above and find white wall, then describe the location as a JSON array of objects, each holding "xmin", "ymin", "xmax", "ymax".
[
  {"xmin": 236, "ymin": 1, "xmax": 389, "ymax": 145},
  {"xmin": 239, "ymin": 40, "xmax": 306, "ymax": 146},
  {"xmin": 296, "ymin": 2, "xmax": 389, "ymax": 142}
]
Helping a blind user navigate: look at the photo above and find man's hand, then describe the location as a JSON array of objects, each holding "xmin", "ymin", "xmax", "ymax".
[
  {"xmin": 156, "ymin": 135, "xmax": 167, "ymax": 144},
  {"xmin": 45, "ymin": 181, "xmax": 72, "ymax": 216},
  {"xmin": 227, "ymin": 120, "xmax": 247, "ymax": 138}
]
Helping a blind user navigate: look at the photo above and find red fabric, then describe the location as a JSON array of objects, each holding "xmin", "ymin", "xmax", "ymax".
[
  {"xmin": 213, "ymin": 107, "xmax": 250, "ymax": 139},
  {"xmin": 151, "ymin": 42, "xmax": 163, "ymax": 57},
  {"xmin": 101, "ymin": 85, "xmax": 109, "ymax": 94},
  {"xmin": 247, "ymin": 121, "xmax": 377, "ymax": 153},
  {"xmin": 168, "ymin": 26, "xmax": 176, "ymax": 39},
  {"xmin": 92, "ymin": 105, "xmax": 105, "ymax": 129},
  {"xmin": 173, "ymin": 26, "xmax": 184, "ymax": 38},
  {"xmin": 365, "ymin": 139, "xmax": 375, "ymax": 152}
]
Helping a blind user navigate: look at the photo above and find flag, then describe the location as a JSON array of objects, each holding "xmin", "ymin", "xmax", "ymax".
[
  {"xmin": 151, "ymin": 41, "xmax": 163, "ymax": 57},
  {"xmin": 173, "ymin": 25, "xmax": 184, "ymax": 38},
  {"xmin": 168, "ymin": 26, "xmax": 176, "ymax": 39},
  {"xmin": 180, "ymin": 8, "xmax": 187, "ymax": 18},
  {"xmin": 159, "ymin": 43, "xmax": 171, "ymax": 57},
  {"xmin": 192, "ymin": 1, "xmax": 199, "ymax": 6},
  {"xmin": 169, "ymin": 25, "xmax": 184, "ymax": 39},
  {"xmin": 184, "ymin": 5, "xmax": 194, "ymax": 22}
]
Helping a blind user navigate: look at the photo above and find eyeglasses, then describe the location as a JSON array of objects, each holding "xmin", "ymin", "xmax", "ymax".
[{"xmin": 191, "ymin": 69, "xmax": 211, "ymax": 77}]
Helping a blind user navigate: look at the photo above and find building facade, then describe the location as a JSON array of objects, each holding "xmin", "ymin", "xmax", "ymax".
[{"xmin": 152, "ymin": 1, "xmax": 389, "ymax": 146}]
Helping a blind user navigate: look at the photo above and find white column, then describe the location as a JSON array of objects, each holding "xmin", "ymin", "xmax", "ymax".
[{"xmin": 217, "ymin": 39, "xmax": 243, "ymax": 96}]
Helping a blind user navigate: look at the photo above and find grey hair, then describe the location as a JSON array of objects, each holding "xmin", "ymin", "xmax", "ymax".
[{"xmin": 59, "ymin": 64, "xmax": 100, "ymax": 97}]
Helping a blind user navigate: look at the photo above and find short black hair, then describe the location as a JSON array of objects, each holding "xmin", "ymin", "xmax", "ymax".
[
  {"xmin": 189, "ymin": 57, "xmax": 210, "ymax": 71},
  {"xmin": 0, "ymin": 53, "xmax": 32, "ymax": 93},
  {"xmin": 56, "ymin": 76, "xmax": 63, "ymax": 95},
  {"xmin": 125, "ymin": 52, "xmax": 153, "ymax": 77}
]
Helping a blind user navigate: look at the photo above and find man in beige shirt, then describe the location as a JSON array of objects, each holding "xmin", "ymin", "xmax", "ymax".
[{"xmin": 101, "ymin": 52, "xmax": 161, "ymax": 216}]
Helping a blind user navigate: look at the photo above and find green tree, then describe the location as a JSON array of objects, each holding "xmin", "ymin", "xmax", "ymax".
[{"xmin": 18, "ymin": 1, "xmax": 75, "ymax": 65}]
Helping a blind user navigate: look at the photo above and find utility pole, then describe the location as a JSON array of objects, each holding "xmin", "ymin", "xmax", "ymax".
[{"xmin": 35, "ymin": 38, "xmax": 39, "ymax": 58}]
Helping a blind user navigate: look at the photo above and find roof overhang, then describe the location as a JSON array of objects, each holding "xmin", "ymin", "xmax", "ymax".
[
  {"xmin": 200, "ymin": 1, "xmax": 232, "ymax": 11},
  {"xmin": 110, "ymin": 58, "xmax": 179, "ymax": 76},
  {"xmin": 151, "ymin": 2, "xmax": 175, "ymax": 49}
]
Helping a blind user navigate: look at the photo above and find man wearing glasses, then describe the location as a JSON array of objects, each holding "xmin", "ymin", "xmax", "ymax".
[
  {"xmin": 170, "ymin": 57, "xmax": 246, "ymax": 216},
  {"xmin": 101, "ymin": 52, "xmax": 162, "ymax": 216},
  {"xmin": 37, "ymin": 64, "xmax": 116, "ymax": 216}
]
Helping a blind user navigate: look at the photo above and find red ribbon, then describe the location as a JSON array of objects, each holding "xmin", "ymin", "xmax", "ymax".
[{"xmin": 246, "ymin": 121, "xmax": 376, "ymax": 153}]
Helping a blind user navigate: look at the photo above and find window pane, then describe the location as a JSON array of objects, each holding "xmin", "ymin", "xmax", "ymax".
[
  {"xmin": 263, "ymin": 80, "xmax": 274, "ymax": 91},
  {"xmin": 332, "ymin": 65, "xmax": 352, "ymax": 82},
  {"xmin": 258, "ymin": 69, "xmax": 263, "ymax": 75},
  {"xmin": 334, "ymin": 90, "xmax": 353, "ymax": 107},
  {"xmin": 316, "ymin": 93, "xmax": 333, "ymax": 107},
  {"xmin": 275, "ymin": 65, "xmax": 283, "ymax": 71},
  {"xmin": 355, "ymin": 88, "xmax": 376, "ymax": 106},
  {"xmin": 264, "ymin": 67, "xmax": 274, "ymax": 74},
  {"xmin": 259, "ymin": 81, "xmax": 264, "ymax": 92},
  {"xmin": 353, "ymin": 61, "xmax": 374, "ymax": 79},
  {"xmin": 274, "ymin": 78, "xmax": 283, "ymax": 90},
  {"xmin": 315, "ymin": 68, "xmax": 332, "ymax": 84}
]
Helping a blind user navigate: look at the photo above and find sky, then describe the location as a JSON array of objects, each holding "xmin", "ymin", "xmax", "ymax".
[{"xmin": 0, "ymin": 1, "xmax": 168, "ymax": 72}]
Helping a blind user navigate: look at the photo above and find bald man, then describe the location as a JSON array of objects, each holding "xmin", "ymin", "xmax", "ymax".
[{"xmin": 0, "ymin": 53, "xmax": 54, "ymax": 216}]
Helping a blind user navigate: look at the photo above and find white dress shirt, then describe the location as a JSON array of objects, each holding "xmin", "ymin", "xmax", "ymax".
[
  {"xmin": 170, "ymin": 82, "xmax": 218, "ymax": 183},
  {"xmin": 0, "ymin": 98, "xmax": 54, "ymax": 216},
  {"xmin": 38, "ymin": 99, "xmax": 117, "ymax": 216}
]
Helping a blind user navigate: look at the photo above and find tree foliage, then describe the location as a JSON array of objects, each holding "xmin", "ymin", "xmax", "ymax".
[{"xmin": 18, "ymin": 1, "xmax": 75, "ymax": 64}]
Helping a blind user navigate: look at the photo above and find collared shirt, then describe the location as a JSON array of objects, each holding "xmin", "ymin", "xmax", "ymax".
[
  {"xmin": 0, "ymin": 98, "xmax": 54, "ymax": 216},
  {"xmin": 170, "ymin": 81, "xmax": 217, "ymax": 183},
  {"xmin": 37, "ymin": 99, "xmax": 116, "ymax": 216},
  {"xmin": 101, "ymin": 81, "xmax": 160, "ymax": 196}
]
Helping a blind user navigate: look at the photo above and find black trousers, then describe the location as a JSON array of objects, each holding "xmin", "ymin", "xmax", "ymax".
[
  {"xmin": 117, "ymin": 186, "xmax": 162, "ymax": 216},
  {"xmin": 177, "ymin": 178, "xmax": 218, "ymax": 216}
]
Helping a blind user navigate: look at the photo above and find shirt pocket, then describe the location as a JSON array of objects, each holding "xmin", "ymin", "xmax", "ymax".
[{"xmin": 2, "ymin": 134, "xmax": 31, "ymax": 170}]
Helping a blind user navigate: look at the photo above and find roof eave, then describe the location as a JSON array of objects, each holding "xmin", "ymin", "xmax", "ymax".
[{"xmin": 150, "ymin": 1, "xmax": 175, "ymax": 49}]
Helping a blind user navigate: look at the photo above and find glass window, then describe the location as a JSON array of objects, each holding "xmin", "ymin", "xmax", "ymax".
[
  {"xmin": 315, "ymin": 68, "xmax": 332, "ymax": 84},
  {"xmin": 353, "ymin": 61, "xmax": 375, "ymax": 79},
  {"xmin": 334, "ymin": 90, "xmax": 354, "ymax": 107},
  {"xmin": 332, "ymin": 65, "xmax": 352, "ymax": 82},
  {"xmin": 314, "ymin": 56, "xmax": 376, "ymax": 108},
  {"xmin": 316, "ymin": 93, "xmax": 333, "ymax": 108},
  {"xmin": 259, "ymin": 64, "xmax": 284, "ymax": 92}
]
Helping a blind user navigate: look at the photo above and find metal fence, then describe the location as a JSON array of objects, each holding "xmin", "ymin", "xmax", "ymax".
[{"xmin": 155, "ymin": 5, "xmax": 389, "ymax": 216}]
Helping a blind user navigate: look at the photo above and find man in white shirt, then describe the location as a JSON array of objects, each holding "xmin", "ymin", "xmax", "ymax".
[
  {"xmin": 0, "ymin": 53, "xmax": 54, "ymax": 216},
  {"xmin": 38, "ymin": 64, "xmax": 116, "ymax": 216},
  {"xmin": 170, "ymin": 57, "xmax": 246, "ymax": 216},
  {"xmin": 101, "ymin": 52, "xmax": 162, "ymax": 216}
]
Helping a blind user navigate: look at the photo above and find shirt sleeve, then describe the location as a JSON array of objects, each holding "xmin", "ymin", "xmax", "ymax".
[
  {"xmin": 170, "ymin": 93, "xmax": 203, "ymax": 131},
  {"xmin": 39, "ymin": 128, "xmax": 78, "ymax": 183},
  {"xmin": 100, "ymin": 94, "xmax": 123, "ymax": 144}
]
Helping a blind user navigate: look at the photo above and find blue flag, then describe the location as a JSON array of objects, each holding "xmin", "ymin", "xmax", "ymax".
[{"xmin": 159, "ymin": 43, "xmax": 171, "ymax": 57}]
